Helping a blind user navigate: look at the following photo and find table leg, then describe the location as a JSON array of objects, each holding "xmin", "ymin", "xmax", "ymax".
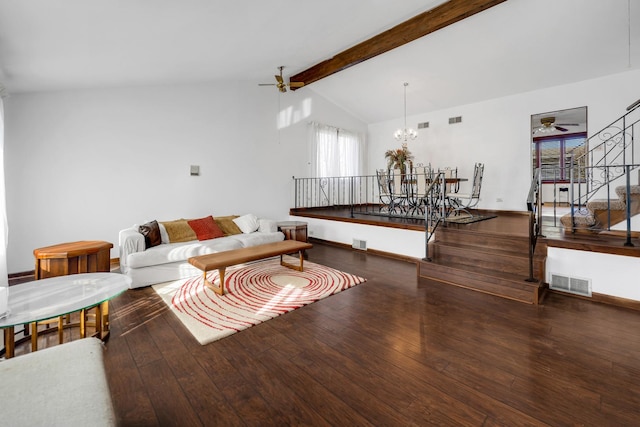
[
  {"xmin": 3, "ymin": 327, "xmax": 15, "ymax": 358},
  {"xmin": 100, "ymin": 301, "xmax": 110, "ymax": 340},
  {"xmin": 57, "ymin": 316, "xmax": 64, "ymax": 344},
  {"xmin": 203, "ymin": 269, "xmax": 226, "ymax": 295},
  {"xmin": 95, "ymin": 304, "xmax": 103, "ymax": 339},
  {"xmin": 280, "ymin": 250, "xmax": 305, "ymax": 272},
  {"xmin": 80, "ymin": 308, "xmax": 86, "ymax": 338},
  {"xmin": 31, "ymin": 322, "xmax": 38, "ymax": 352}
]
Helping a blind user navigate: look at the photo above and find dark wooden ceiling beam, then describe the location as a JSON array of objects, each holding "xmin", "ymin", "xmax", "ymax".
[{"xmin": 290, "ymin": 0, "xmax": 508, "ymax": 88}]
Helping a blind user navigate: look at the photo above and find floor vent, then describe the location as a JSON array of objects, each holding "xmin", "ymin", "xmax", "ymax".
[
  {"xmin": 352, "ymin": 239, "xmax": 367, "ymax": 251},
  {"xmin": 549, "ymin": 273, "xmax": 592, "ymax": 297}
]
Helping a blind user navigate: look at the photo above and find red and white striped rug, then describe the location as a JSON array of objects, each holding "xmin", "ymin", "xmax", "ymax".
[{"xmin": 153, "ymin": 258, "xmax": 366, "ymax": 345}]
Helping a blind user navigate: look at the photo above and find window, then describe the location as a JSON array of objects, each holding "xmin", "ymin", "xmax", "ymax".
[
  {"xmin": 532, "ymin": 133, "xmax": 587, "ymax": 182},
  {"xmin": 310, "ymin": 122, "xmax": 364, "ymax": 177}
]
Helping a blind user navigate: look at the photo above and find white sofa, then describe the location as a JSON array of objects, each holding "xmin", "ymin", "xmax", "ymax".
[{"xmin": 119, "ymin": 214, "xmax": 284, "ymax": 288}]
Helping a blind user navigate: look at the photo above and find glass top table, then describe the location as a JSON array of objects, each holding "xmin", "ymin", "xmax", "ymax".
[{"xmin": 0, "ymin": 272, "xmax": 131, "ymax": 358}]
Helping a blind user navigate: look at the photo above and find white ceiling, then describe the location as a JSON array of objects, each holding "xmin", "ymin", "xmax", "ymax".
[{"xmin": 0, "ymin": 0, "xmax": 638, "ymax": 123}]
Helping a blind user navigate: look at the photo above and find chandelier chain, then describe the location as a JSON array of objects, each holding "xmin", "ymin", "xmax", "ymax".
[{"xmin": 394, "ymin": 82, "xmax": 417, "ymax": 142}]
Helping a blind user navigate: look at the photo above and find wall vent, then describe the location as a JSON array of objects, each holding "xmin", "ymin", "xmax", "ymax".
[
  {"xmin": 418, "ymin": 121, "xmax": 429, "ymax": 129},
  {"xmin": 448, "ymin": 116, "xmax": 462, "ymax": 124},
  {"xmin": 352, "ymin": 239, "xmax": 367, "ymax": 251},
  {"xmin": 549, "ymin": 273, "xmax": 592, "ymax": 297}
]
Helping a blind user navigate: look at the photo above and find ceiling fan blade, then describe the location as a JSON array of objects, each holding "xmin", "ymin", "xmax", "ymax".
[
  {"xmin": 289, "ymin": 81, "xmax": 305, "ymax": 88},
  {"xmin": 258, "ymin": 83, "xmax": 276, "ymax": 86},
  {"xmin": 555, "ymin": 126, "xmax": 569, "ymax": 132},
  {"xmin": 279, "ymin": 86, "xmax": 287, "ymax": 93},
  {"xmin": 275, "ymin": 75, "xmax": 284, "ymax": 84}
]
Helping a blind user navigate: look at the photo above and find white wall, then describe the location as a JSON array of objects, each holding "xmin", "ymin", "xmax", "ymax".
[
  {"xmin": 290, "ymin": 215, "xmax": 425, "ymax": 259},
  {"xmin": 367, "ymin": 68, "xmax": 640, "ymax": 212},
  {"xmin": 3, "ymin": 82, "xmax": 366, "ymax": 273},
  {"xmin": 547, "ymin": 248, "xmax": 640, "ymax": 300},
  {"xmin": 357, "ymin": 69, "xmax": 640, "ymax": 302}
]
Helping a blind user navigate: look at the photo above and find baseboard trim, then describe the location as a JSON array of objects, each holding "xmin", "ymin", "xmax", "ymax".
[
  {"xmin": 308, "ymin": 237, "xmax": 419, "ymax": 264},
  {"xmin": 9, "ymin": 270, "xmax": 34, "ymax": 279},
  {"xmin": 548, "ymin": 289, "xmax": 640, "ymax": 312}
]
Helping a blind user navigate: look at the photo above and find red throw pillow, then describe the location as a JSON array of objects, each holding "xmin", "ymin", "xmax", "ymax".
[{"xmin": 187, "ymin": 216, "xmax": 225, "ymax": 241}]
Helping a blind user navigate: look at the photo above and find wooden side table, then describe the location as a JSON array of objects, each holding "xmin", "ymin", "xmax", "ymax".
[
  {"xmin": 277, "ymin": 221, "xmax": 308, "ymax": 259},
  {"xmin": 34, "ymin": 240, "xmax": 113, "ymax": 279},
  {"xmin": 30, "ymin": 241, "xmax": 114, "ymax": 351},
  {"xmin": 277, "ymin": 221, "xmax": 308, "ymax": 243}
]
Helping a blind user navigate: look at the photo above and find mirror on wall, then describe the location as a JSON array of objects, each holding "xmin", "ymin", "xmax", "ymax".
[
  {"xmin": 531, "ymin": 106, "xmax": 588, "ymax": 184},
  {"xmin": 531, "ymin": 106, "xmax": 587, "ymax": 138}
]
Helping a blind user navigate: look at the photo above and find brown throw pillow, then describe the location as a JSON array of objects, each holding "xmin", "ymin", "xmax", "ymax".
[
  {"xmin": 139, "ymin": 220, "xmax": 162, "ymax": 249},
  {"xmin": 214, "ymin": 215, "xmax": 242, "ymax": 236},
  {"xmin": 160, "ymin": 219, "xmax": 198, "ymax": 243},
  {"xmin": 187, "ymin": 216, "xmax": 225, "ymax": 241}
]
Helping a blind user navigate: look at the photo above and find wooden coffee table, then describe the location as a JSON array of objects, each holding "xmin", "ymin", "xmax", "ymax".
[{"xmin": 188, "ymin": 240, "xmax": 313, "ymax": 295}]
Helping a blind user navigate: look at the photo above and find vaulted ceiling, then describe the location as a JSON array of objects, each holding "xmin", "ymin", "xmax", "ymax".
[{"xmin": 0, "ymin": 0, "xmax": 638, "ymax": 123}]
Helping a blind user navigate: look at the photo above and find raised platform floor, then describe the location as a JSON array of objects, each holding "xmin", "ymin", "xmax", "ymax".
[
  {"xmin": 292, "ymin": 206, "xmax": 640, "ymax": 308},
  {"xmin": 290, "ymin": 206, "xmax": 640, "ymax": 258}
]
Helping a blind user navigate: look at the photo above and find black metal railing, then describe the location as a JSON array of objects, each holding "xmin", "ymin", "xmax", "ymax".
[
  {"xmin": 526, "ymin": 100, "xmax": 640, "ymax": 281},
  {"xmin": 292, "ymin": 170, "xmax": 452, "ymax": 260},
  {"xmin": 526, "ymin": 168, "xmax": 542, "ymax": 282},
  {"xmin": 577, "ymin": 98, "xmax": 640, "ymax": 205},
  {"xmin": 293, "ymin": 169, "xmax": 450, "ymax": 220}
]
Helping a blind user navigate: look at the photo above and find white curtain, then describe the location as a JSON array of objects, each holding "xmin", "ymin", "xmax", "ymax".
[
  {"xmin": 0, "ymin": 98, "xmax": 7, "ymax": 318},
  {"xmin": 310, "ymin": 122, "xmax": 364, "ymax": 178}
]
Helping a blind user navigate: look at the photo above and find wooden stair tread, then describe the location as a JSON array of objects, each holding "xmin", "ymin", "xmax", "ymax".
[
  {"xmin": 419, "ymin": 260, "xmax": 544, "ymax": 305},
  {"xmin": 422, "ymin": 223, "xmax": 546, "ymax": 305},
  {"xmin": 421, "ymin": 257, "xmax": 537, "ymax": 283},
  {"xmin": 431, "ymin": 240, "xmax": 545, "ymax": 260}
]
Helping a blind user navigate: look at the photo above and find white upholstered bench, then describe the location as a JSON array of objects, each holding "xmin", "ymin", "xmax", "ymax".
[{"xmin": 0, "ymin": 337, "xmax": 115, "ymax": 426}]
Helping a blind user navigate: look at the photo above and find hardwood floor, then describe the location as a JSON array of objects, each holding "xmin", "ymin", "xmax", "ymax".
[{"xmin": 98, "ymin": 242, "xmax": 640, "ymax": 426}]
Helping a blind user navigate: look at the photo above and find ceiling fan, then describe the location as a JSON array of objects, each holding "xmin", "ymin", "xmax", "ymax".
[
  {"xmin": 533, "ymin": 116, "xmax": 579, "ymax": 134},
  {"xmin": 259, "ymin": 66, "xmax": 304, "ymax": 93}
]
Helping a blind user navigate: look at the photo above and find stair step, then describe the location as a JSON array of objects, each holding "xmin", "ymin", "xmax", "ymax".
[
  {"xmin": 429, "ymin": 241, "xmax": 545, "ymax": 277},
  {"xmin": 418, "ymin": 260, "xmax": 545, "ymax": 305},
  {"xmin": 424, "ymin": 222, "xmax": 547, "ymax": 305},
  {"xmin": 436, "ymin": 227, "xmax": 530, "ymax": 253}
]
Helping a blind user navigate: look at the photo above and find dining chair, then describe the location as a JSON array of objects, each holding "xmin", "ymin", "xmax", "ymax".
[
  {"xmin": 390, "ymin": 168, "xmax": 408, "ymax": 214},
  {"xmin": 439, "ymin": 166, "xmax": 459, "ymax": 194},
  {"xmin": 446, "ymin": 162, "xmax": 484, "ymax": 217},
  {"xmin": 408, "ymin": 165, "xmax": 429, "ymax": 215},
  {"xmin": 376, "ymin": 169, "xmax": 393, "ymax": 212}
]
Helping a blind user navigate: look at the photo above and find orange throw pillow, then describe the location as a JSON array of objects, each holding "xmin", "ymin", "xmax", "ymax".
[{"xmin": 187, "ymin": 216, "xmax": 225, "ymax": 241}]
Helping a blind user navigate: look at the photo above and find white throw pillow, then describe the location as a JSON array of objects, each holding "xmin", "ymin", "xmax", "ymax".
[
  {"xmin": 158, "ymin": 222, "xmax": 169, "ymax": 244},
  {"xmin": 258, "ymin": 219, "xmax": 278, "ymax": 233},
  {"xmin": 233, "ymin": 214, "xmax": 260, "ymax": 234}
]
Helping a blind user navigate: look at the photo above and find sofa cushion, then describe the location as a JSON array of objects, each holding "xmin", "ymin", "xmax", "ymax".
[
  {"xmin": 160, "ymin": 219, "xmax": 197, "ymax": 243},
  {"xmin": 126, "ymin": 237, "xmax": 245, "ymax": 269},
  {"xmin": 228, "ymin": 231, "xmax": 285, "ymax": 247},
  {"xmin": 187, "ymin": 216, "xmax": 225, "ymax": 241},
  {"xmin": 214, "ymin": 216, "xmax": 242, "ymax": 236},
  {"xmin": 139, "ymin": 220, "xmax": 162, "ymax": 249},
  {"xmin": 258, "ymin": 218, "xmax": 278, "ymax": 233},
  {"xmin": 233, "ymin": 213, "xmax": 259, "ymax": 233}
]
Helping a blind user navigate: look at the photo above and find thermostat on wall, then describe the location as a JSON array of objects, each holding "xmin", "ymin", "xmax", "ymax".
[{"xmin": 190, "ymin": 165, "xmax": 200, "ymax": 176}]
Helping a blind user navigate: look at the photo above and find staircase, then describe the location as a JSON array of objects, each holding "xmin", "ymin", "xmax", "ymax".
[
  {"xmin": 418, "ymin": 220, "xmax": 547, "ymax": 305},
  {"xmin": 560, "ymin": 185, "xmax": 640, "ymax": 232},
  {"xmin": 557, "ymin": 99, "xmax": 640, "ymax": 237}
]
